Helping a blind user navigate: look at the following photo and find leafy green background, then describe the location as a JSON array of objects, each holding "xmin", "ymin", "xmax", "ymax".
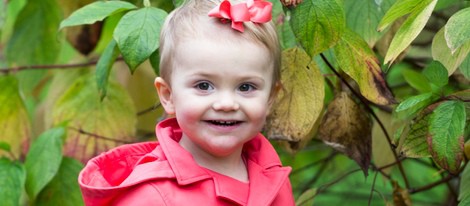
[{"xmin": 1, "ymin": 0, "xmax": 470, "ymax": 205}]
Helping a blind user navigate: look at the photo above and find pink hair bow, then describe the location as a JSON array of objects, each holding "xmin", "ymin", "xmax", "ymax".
[{"xmin": 208, "ymin": 0, "xmax": 273, "ymax": 32}]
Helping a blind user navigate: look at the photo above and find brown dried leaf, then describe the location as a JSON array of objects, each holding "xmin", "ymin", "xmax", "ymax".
[
  {"xmin": 391, "ymin": 180, "xmax": 412, "ymax": 206},
  {"xmin": 280, "ymin": 0, "xmax": 303, "ymax": 7},
  {"xmin": 58, "ymin": 0, "xmax": 102, "ymax": 55},
  {"xmin": 318, "ymin": 92, "xmax": 372, "ymax": 175}
]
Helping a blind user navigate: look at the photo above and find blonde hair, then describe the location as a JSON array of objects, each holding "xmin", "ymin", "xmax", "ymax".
[{"xmin": 158, "ymin": 0, "xmax": 281, "ymax": 89}]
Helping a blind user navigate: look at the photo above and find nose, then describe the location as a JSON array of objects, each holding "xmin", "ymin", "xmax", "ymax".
[{"xmin": 212, "ymin": 91, "xmax": 240, "ymax": 111}]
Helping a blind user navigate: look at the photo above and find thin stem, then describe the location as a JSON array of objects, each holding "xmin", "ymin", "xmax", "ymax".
[
  {"xmin": 300, "ymin": 157, "xmax": 330, "ymax": 193},
  {"xmin": 137, "ymin": 103, "xmax": 161, "ymax": 116},
  {"xmin": 368, "ymin": 171, "xmax": 380, "ymax": 206},
  {"xmin": 291, "ymin": 151, "xmax": 337, "ymax": 175},
  {"xmin": 408, "ymin": 175, "xmax": 455, "ymax": 194},
  {"xmin": 320, "ymin": 53, "xmax": 410, "ymax": 189},
  {"xmin": 0, "ymin": 57, "xmax": 124, "ymax": 74},
  {"xmin": 317, "ymin": 168, "xmax": 363, "ymax": 193},
  {"xmin": 69, "ymin": 127, "xmax": 134, "ymax": 144}
]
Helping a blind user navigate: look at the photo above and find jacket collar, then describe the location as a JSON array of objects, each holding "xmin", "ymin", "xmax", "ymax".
[{"xmin": 156, "ymin": 118, "xmax": 291, "ymax": 205}]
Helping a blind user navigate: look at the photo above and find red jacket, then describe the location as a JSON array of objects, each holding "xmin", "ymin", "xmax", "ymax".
[{"xmin": 79, "ymin": 118, "xmax": 294, "ymax": 205}]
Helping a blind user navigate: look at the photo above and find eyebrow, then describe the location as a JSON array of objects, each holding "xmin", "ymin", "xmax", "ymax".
[{"xmin": 186, "ymin": 71, "xmax": 266, "ymax": 84}]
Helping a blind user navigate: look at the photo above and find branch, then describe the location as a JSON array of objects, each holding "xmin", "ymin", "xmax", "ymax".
[
  {"xmin": 317, "ymin": 168, "xmax": 363, "ymax": 193},
  {"xmin": 408, "ymin": 175, "xmax": 455, "ymax": 194},
  {"xmin": 320, "ymin": 53, "xmax": 411, "ymax": 188},
  {"xmin": 368, "ymin": 171, "xmax": 380, "ymax": 206},
  {"xmin": 0, "ymin": 57, "xmax": 124, "ymax": 74},
  {"xmin": 299, "ymin": 152, "xmax": 336, "ymax": 193},
  {"xmin": 69, "ymin": 127, "xmax": 134, "ymax": 144},
  {"xmin": 291, "ymin": 151, "xmax": 337, "ymax": 175},
  {"xmin": 137, "ymin": 103, "xmax": 161, "ymax": 116}
]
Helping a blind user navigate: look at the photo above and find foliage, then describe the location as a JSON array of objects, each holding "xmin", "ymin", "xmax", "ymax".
[{"xmin": 1, "ymin": 0, "xmax": 470, "ymax": 205}]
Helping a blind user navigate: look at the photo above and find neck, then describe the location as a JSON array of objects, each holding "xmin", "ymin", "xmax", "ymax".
[{"xmin": 179, "ymin": 136, "xmax": 249, "ymax": 182}]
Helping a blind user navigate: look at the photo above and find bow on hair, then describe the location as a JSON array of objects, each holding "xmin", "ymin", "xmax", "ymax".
[{"xmin": 208, "ymin": 0, "xmax": 273, "ymax": 32}]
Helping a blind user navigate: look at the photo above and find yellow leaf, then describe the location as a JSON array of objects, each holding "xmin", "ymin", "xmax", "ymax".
[
  {"xmin": 0, "ymin": 76, "xmax": 31, "ymax": 158},
  {"xmin": 265, "ymin": 47, "xmax": 325, "ymax": 152},
  {"xmin": 52, "ymin": 73, "xmax": 137, "ymax": 163},
  {"xmin": 334, "ymin": 29, "xmax": 396, "ymax": 105}
]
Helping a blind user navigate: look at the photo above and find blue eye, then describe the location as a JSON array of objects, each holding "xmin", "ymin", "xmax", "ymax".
[
  {"xmin": 196, "ymin": 82, "xmax": 213, "ymax": 91},
  {"xmin": 239, "ymin": 84, "xmax": 254, "ymax": 92}
]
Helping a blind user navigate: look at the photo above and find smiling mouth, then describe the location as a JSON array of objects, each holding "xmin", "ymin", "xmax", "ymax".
[{"xmin": 206, "ymin": 120, "xmax": 242, "ymax": 126}]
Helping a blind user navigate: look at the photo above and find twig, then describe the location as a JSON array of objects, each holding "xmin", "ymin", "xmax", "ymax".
[
  {"xmin": 69, "ymin": 127, "xmax": 134, "ymax": 144},
  {"xmin": 0, "ymin": 57, "xmax": 124, "ymax": 74},
  {"xmin": 300, "ymin": 156, "xmax": 331, "ymax": 193},
  {"xmin": 291, "ymin": 151, "xmax": 337, "ymax": 175},
  {"xmin": 408, "ymin": 175, "xmax": 455, "ymax": 194},
  {"xmin": 320, "ymin": 53, "xmax": 411, "ymax": 189},
  {"xmin": 317, "ymin": 168, "xmax": 363, "ymax": 193},
  {"xmin": 137, "ymin": 103, "xmax": 161, "ymax": 116},
  {"xmin": 368, "ymin": 171, "xmax": 380, "ymax": 206}
]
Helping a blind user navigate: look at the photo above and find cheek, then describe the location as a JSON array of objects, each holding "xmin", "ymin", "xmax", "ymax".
[{"xmin": 243, "ymin": 99, "xmax": 270, "ymax": 120}]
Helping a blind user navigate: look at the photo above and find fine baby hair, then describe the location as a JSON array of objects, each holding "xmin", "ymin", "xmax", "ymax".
[{"xmin": 159, "ymin": 0, "xmax": 281, "ymax": 90}]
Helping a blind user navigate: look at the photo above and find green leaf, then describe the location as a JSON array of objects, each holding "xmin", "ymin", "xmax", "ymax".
[
  {"xmin": 6, "ymin": 0, "xmax": 61, "ymax": 65},
  {"xmin": 1, "ymin": 0, "xmax": 26, "ymax": 45},
  {"xmin": 428, "ymin": 101, "xmax": 466, "ymax": 174},
  {"xmin": 0, "ymin": 141, "xmax": 11, "ymax": 152},
  {"xmin": 435, "ymin": 0, "xmax": 460, "ymax": 10},
  {"xmin": 432, "ymin": 27, "xmax": 470, "ymax": 76},
  {"xmin": 398, "ymin": 109, "xmax": 432, "ymax": 158},
  {"xmin": 0, "ymin": 76, "xmax": 31, "ymax": 158},
  {"xmin": 0, "ymin": 158, "xmax": 25, "ymax": 206},
  {"xmin": 92, "ymin": 12, "xmax": 125, "ymax": 54},
  {"xmin": 345, "ymin": 0, "xmax": 394, "ymax": 46},
  {"xmin": 444, "ymin": 7, "xmax": 470, "ymax": 53},
  {"xmin": 402, "ymin": 68, "xmax": 432, "ymax": 93},
  {"xmin": 290, "ymin": 0, "xmax": 345, "ymax": 57},
  {"xmin": 25, "ymin": 127, "xmax": 65, "ymax": 201},
  {"xmin": 59, "ymin": 1, "xmax": 137, "ymax": 30},
  {"xmin": 149, "ymin": 49, "xmax": 160, "ymax": 76},
  {"xmin": 333, "ymin": 29, "xmax": 395, "ymax": 105},
  {"xmin": 278, "ymin": 19, "xmax": 297, "ymax": 50},
  {"xmin": 0, "ymin": 0, "xmax": 6, "ymax": 34},
  {"xmin": 296, "ymin": 188, "xmax": 317, "ymax": 206},
  {"xmin": 114, "ymin": 7, "xmax": 168, "ymax": 72},
  {"xmin": 460, "ymin": 163, "xmax": 470, "ymax": 204},
  {"xmin": 35, "ymin": 158, "xmax": 84, "ymax": 206},
  {"xmin": 377, "ymin": 0, "xmax": 422, "ymax": 31},
  {"xmin": 384, "ymin": 0, "xmax": 437, "ymax": 65},
  {"xmin": 96, "ymin": 39, "xmax": 120, "ymax": 100},
  {"xmin": 459, "ymin": 53, "xmax": 470, "ymax": 80},
  {"xmin": 52, "ymin": 74, "xmax": 137, "ymax": 163},
  {"xmin": 422, "ymin": 61, "xmax": 448, "ymax": 89},
  {"xmin": 172, "ymin": 0, "xmax": 185, "ymax": 7},
  {"xmin": 395, "ymin": 92, "xmax": 438, "ymax": 118}
]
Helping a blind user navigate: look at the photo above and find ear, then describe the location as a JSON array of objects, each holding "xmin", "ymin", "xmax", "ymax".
[{"xmin": 155, "ymin": 77, "xmax": 175, "ymax": 115}]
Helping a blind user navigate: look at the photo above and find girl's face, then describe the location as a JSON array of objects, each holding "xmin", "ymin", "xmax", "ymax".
[{"xmin": 158, "ymin": 37, "xmax": 274, "ymax": 158}]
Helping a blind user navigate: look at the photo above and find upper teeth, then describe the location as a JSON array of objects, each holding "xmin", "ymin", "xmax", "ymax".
[{"xmin": 213, "ymin": 121, "xmax": 236, "ymax": 124}]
